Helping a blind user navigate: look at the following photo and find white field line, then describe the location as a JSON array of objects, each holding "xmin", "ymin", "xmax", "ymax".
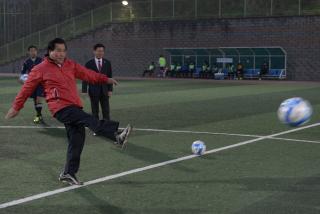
[
  {"xmin": 0, "ymin": 126, "xmax": 319, "ymax": 144},
  {"xmin": 0, "ymin": 122, "xmax": 319, "ymax": 209}
]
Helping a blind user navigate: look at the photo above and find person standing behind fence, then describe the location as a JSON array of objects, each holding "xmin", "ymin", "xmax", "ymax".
[
  {"xmin": 158, "ymin": 55, "xmax": 167, "ymax": 78},
  {"xmin": 227, "ymin": 64, "xmax": 235, "ymax": 80},
  {"xmin": 201, "ymin": 61, "xmax": 211, "ymax": 79},
  {"xmin": 20, "ymin": 45, "xmax": 45, "ymax": 124},
  {"xmin": 189, "ymin": 61, "xmax": 195, "ymax": 78},
  {"xmin": 82, "ymin": 44, "xmax": 113, "ymax": 121}
]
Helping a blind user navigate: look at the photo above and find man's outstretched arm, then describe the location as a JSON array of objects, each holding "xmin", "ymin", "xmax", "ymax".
[
  {"xmin": 5, "ymin": 68, "xmax": 42, "ymax": 119},
  {"xmin": 74, "ymin": 62, "xmax": 118, "ymax": 86}
]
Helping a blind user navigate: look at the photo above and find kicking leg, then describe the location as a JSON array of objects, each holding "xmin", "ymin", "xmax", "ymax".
[{"xmin": 55, "ymin": 106, "xmax": 132, "ymax": 148}]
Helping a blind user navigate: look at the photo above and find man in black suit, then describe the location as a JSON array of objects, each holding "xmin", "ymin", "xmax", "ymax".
[{"xmin": 82, "ymin": 44, "xmax": 113, "ymax": 120}]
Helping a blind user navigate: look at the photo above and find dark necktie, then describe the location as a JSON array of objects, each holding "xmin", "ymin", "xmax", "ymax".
[{"xmin": 98, "ymin": 60, "xmax": 102, "ymax": 72}]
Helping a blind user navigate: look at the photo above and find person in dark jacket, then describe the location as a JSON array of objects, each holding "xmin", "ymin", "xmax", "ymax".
[
  {"xmin": 260, "ymin": 61, "xmax": 269, "ymax": 80},
  {"xmin": 20, "ymin": 45, "xmax": 45, "ymax": 124},
  {"xmin": 236, "ymin": 62, "xmax": 244, "ymax": 80},
  {"xmin": 82, "ymin": 44, "xmax": 113, "ymax": 121}
]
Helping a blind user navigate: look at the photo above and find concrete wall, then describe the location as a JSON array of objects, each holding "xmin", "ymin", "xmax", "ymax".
[{"xmin": 1, "ymin": 16, "xmax": 319, "ymax": 80}]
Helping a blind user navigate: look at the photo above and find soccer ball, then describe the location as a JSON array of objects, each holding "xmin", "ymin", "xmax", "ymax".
[
  {"xmin": 19, "ymin": 74, "xmax": 28, "ymax": 83},
  {"xmin": 191, "ymin": 140, "xmax": 206, "ymax": 155},
  {"xmin": 277, "ymin": 97, "xmax": 312, "ymax": 127}
]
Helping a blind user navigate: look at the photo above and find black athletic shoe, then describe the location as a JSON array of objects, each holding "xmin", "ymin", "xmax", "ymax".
[
  {"xmin": 115, "ymin": 124, "xmax": 132, "ymax": 149},
  {"xmin": 59, "ymin": 173, "xmax": 83, "ymax": 186}
]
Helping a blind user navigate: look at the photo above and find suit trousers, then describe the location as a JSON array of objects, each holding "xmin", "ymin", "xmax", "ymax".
[{"xmin": 89, "ymin": 90, "xmax": 110, "ymax": 120}]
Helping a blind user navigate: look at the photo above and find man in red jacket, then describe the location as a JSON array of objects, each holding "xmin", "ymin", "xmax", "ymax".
[{"xmin": 5, "ymin": 38, "xmax": 132, "ymax": 185}]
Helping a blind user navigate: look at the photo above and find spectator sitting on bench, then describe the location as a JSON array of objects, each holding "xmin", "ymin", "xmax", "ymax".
[
  {"xmin": 259, "ymin": 61, "xmax": 269, "ymax": 80},
  {"xmin": 167, "ymin": 63, "xmax": 176, "ymax": 77},
  {"xmin": 201, "ymin": 61, "xmax": 209, "ymax": 78},
  {"xmin": 207, "ymin": 66, "xmax": 214, "ymax": 79},
  {"xmin": 236, "ymin": 62, "xmax": 244, "ymax": 80},
  {"xmin": 163, "ymin": 66, "xmax": 170, "ymax": 78},
  {"xmin": 212, "ymin": 64, "xmax": 218, "ymax": 76},
  {"xmin": 228, "ymin": 64, "xmax": 235, "ymax": 80},
  {"xmin": 142, "ymin": 62, "xmax": 155, "ymax": 77},
  {"xmin": 176, "ymin": 63, "xmax": 182, "ymax": 78}
]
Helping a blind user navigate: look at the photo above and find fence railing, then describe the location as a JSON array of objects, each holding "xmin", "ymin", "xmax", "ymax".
[{"xmin": 0, "ymin": 0, "xmax": 319, "ymax": 65}]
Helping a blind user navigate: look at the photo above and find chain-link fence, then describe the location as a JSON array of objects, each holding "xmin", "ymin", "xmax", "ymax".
[
  {"xmin": 0, "ymin": 0, "xmax": 112, "ymax": 46},
  {"xmin": 1, "ymin": 0, "xmax": 319, "ymax": 64}
]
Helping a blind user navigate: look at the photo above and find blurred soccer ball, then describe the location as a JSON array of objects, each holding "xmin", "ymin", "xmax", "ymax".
[
  {"xmin": 19, "ymin": 74, "xmax": 28, "ymax": 83},
  {"xmin": 191, "ymin": 140, "xmax": 206, "ymax": 155},
  {"xmin": 277, "ymin": 97, "xmax": 312, "ymax": 127}
]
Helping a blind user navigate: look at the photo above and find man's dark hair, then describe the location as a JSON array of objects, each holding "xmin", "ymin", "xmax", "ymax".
[
  {"xmin": 93, "ymin": 43, "xmax": 105, "ymax": 50},
  {"xmin": 28, "ymin": 45, "xmax": 37, "ymax": 51},
  {"xmin": 46, "ymin": 38, "xmax": 67, "ymax": 56}
]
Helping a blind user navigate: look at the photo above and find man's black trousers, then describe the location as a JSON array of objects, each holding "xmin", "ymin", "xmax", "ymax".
[{"xmin": 54, "ymin": 106, "xmax": 119, "ymax": 176}]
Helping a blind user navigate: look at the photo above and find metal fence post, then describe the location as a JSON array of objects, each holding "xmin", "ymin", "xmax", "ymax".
[
  {"xmin": 6, "ymin": 44, "xmax": 9, "ymax": 62},
  {"xmin": 219, "ymin": 0, "xmax": 222, "ymax": 18},
  {"xmin": 195, "ymin": 0, "xmax": 198, "ymax": 18},
  {"xmin": 270, "ymin": 0, "xmax": 273, "ymax": 16},
  {"xmin": 173, "ymin": 0, "xmax": 175, "ymax": 18},
  {"xmin": 150, "ymin": 0, "xmax": 153, "ymax": 20},
  {"xmin": 298, "ymin": 0, "xmax": 301, "ymax": 15},
  {"xmin": 244, "ymin": 0, "xmax": 247, "ymax": 17},
  {"xmin": 128, "ymin": 2, "xmax": 134, "ymax": 22},
  {"xmin": 110, "ymin": 2, "xmax": 113, "ymax": 22},
  {"xmin": 91, "ymin": 10, "xmax": 94, "ymax": 29},
  {"xmin": 3, "ymin": 0, "xmax": 6, "ymax": 45},
  {"xmin": 38, "ymin": 31, "xmax": 41, "ymax": 48},
  {"xmin": 22, "ymin": 38, "xmax": 25, "ymax": 55},
  {"xmin": 72, "ymin": 17, "xmax": 76, "ymax": 37}
]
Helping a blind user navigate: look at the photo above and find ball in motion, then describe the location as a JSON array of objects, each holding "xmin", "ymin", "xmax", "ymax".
[
  {"xmin": 191, "ymin": 140, "xmax": 206, "ymax": 155},
  {"xmin": 277, "ymin": 97, "xmax": 312, "ymax": 127},
  {"xmin": 19, "ymin": 74, "xmax": 29, "ymax": 83}
]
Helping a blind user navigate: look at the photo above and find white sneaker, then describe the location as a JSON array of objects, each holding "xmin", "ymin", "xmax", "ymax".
[{"xmin": 115, "ymin": 124, "xmax": 132, "ymax": 149}]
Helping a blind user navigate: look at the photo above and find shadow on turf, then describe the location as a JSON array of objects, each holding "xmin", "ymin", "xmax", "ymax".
[
  {"xmin": 112, "ymin": 176, "xmax": 320, "ymax": 213},
  {"xmin": 113, "ymin": 143, "xmax": 197, "ymax": 173},
  {"xmin": 0, "ymin": 145, "xmax": 27, "ymax": 159},
  {"xmin": 75, "ymin": 188, "xmax": 124, "ymax": 214},
  {"xmin": 2, "ymin": 203, "xmax": 124, "ymax": 214},
  {"xmin": 112, "ymin": 176, "xmax": 320, "ymax": 192},
  {"xmin": 3, "ymin": 205, "xmax": 208, "ymax": 214},
  {"xmin": 36, "ymin": 128, "xmax": 66, "ymax": 139},
  {"xmin": 122, "ymin": 208, "xmax": 209, "ymax": 214},
  {"xmin": 210, "ymin": 176, "xmax": 320, "ymax": 214},
  {"xmin": 28, "ymin": 158, "xmax": 63, "ymax": 181}
]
